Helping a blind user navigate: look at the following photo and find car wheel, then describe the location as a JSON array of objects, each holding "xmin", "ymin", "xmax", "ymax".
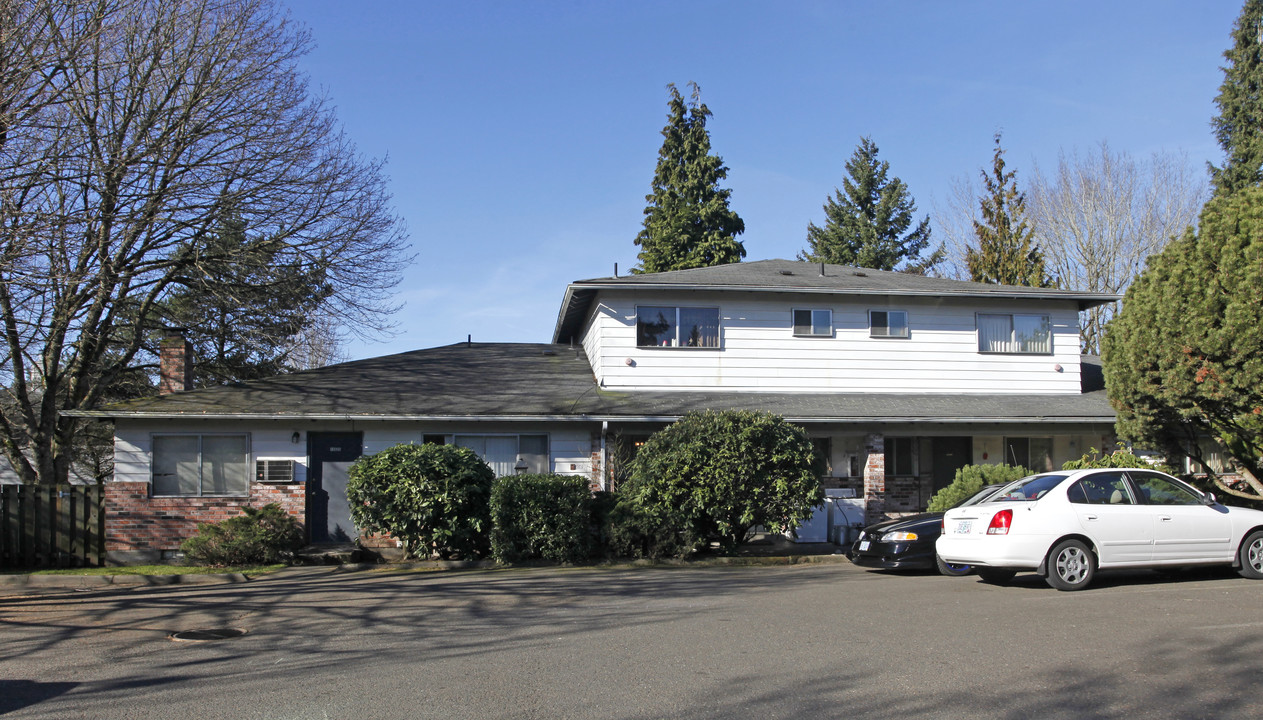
[
  {"xmin": 977, "ymin": 568, "xmax": 1016, "ymax": 584},
  {"xmin": 1238, "ymin": 530, "xmax": 1263, "ymax": 580},
  {"xmin": 1046, "ymin": 539, "xmax": 1096, "ymax": 591},
  {"xmin": 936, "ymin": 554, "xmax": 973, "ymax": 577}
]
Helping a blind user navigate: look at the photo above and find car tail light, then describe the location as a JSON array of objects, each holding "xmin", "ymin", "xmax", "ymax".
[{"xmin": 987, "ymin": 509, "xmax": 1012, "ymax": 535}]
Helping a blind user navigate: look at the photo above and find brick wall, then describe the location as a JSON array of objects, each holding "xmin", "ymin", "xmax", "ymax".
[
  {"xmin": 863, "ymin": 433, "xmax": 886, "ymax": 521},
  {"xmin": 105, "ymin": 481, "xmax": 305, "ymax": 553}
]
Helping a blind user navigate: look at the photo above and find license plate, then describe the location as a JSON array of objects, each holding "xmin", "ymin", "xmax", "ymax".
[
  {"xmin": 858, "ymin": 541, "xmax": 870, "ymax": 551},
  {"xmin": 954, "ymin": 520, "xmax": 973, "ymax": 534}
]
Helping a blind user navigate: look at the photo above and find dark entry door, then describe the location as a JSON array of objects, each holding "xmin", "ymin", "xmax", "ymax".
[
  {"xmin": 931, "ymin": 436, "xmax": 972, "ymax": 494},
  {"xmin": 307, "ymin": 432, "xmax": 364, "ymax": 543}
]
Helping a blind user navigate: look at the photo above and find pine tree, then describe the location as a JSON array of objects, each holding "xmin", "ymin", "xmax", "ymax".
[
  {"xmin": 633, "ymin": 83, "xmax": 746, "ymax": 274},
  {"xmin": 1211, "ymin": 0, "xmax": 1263, "ymax": 196},
  {"xmin": 799, "ymin": 137, "xmax": 941, "ymax": 273},
  {"xmin": 966, "ymin": 134, "xmax": 1053, "ymax": 287},
  {"xmin": 1103, "ymin": 188, "xmax": 1263, "ymax": 501}
]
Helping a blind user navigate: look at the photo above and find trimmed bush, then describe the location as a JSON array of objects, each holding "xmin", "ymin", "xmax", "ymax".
[
  {"xmin": 627, "ymin": 410, "xmax": 823, "ymax": 554},
  {"xmin": 926, "ymin": 463, "xmax": 1032, "ymax": 512},
  {"xmin": 490, "ymin": 473, "xmax": 592, "ymax": 564},
  {"xmin": 347, "ymin": 443, "xmax": 494, "ymax": 560},
  {"xmin": 180, "ymin": 504, "xmax": 303, "ymax": 566}
]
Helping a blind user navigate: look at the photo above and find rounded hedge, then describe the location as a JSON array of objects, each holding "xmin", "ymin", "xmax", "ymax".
[
  {"xmin": 347, "ymin": 443, "xmax": 494, "ymax": 560},
  {"xmin": 627, "ymin": 410, "xmax": 823, "ymax": 554}
]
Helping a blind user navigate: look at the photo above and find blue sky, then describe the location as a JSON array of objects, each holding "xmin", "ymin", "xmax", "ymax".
[{"xmin": 280, "ymin": 1, "xmax": 1241, "ymax": 360}]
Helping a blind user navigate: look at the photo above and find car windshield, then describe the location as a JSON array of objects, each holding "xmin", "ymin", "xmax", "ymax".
[
  {"xmin": 955, "ymin": 483, "xmax": 1007, "ymax": 509},
  {"xmin": 988, "ymin": 474, "xmax": 1068, "ymax": 502}
]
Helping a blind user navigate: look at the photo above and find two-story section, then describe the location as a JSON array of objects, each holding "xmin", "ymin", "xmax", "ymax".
[{"xmin": 554, "ymin": 259, "xmax": 1120, "ymax": 518}]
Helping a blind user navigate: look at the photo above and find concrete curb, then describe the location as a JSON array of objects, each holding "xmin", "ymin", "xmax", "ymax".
[
  {"xmin": 332, "ymin": 552, "xmax": 853, "ymax": 574},
  {"xmin": 0, "ymin": 572, "xmax": 251, "ymax": 589}
]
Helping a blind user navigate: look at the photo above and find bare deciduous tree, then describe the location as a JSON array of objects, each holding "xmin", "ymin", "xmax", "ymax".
[
  {"xmin": 1028, "ymin": 144, "xmax": 1206, "ymax": 354},
  {"xmin": 0, "ymin": 0, "xmax": 408, "ymax": 484}
]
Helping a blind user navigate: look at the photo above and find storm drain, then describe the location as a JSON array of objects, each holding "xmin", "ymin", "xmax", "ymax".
[{"xmin": 169, "ymin": 628, "xmax": 247, "ymax": 642}]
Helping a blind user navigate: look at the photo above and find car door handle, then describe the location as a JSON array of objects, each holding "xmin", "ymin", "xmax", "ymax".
[
  {"xmin": 1159, "ymin": 515, "xmax": 1173, "ymax": 522},
  {"xmin": 1084, "ymin": 514, "xmax": 1098, "ymax": 521}
]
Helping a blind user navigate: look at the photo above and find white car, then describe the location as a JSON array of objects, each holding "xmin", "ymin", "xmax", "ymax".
[{"xmin": 936, "ymin": 468, "xmax": 1263, "ymax": 591}]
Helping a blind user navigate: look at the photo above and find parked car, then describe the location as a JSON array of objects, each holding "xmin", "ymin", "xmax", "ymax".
[
  {"xmin": 849, "ymin": 484, "xmax": 1008, "ymax": 576},
  {"xmin": 936, "ymin": 468, "xmax": 1263, "ymax": 591}
]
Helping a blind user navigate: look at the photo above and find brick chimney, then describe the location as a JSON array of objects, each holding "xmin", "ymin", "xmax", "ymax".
[{"xmin": 159, "ymin": 328, "xmax": 193, "ymax": 394}]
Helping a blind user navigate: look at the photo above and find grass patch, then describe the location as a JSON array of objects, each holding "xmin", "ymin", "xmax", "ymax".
[{"xmin": 5, "ymin": 564, "xmax": 286, "ymax": 577}]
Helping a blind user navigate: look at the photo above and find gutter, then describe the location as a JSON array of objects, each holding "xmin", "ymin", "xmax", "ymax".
[{"xmin": 66, "ymin": 410, "xmax": 1116, "ymax": 424}]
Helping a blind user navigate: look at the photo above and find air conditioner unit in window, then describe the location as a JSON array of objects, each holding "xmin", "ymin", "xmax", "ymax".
[{"xmin": 255, "ymin": 459, "xmax": 295, "ymax": 483}]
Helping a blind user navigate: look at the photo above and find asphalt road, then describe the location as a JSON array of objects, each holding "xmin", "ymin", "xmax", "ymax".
[{"xmin": 1, "ymin": 561, "xmax": 1261, "ymax": 720}]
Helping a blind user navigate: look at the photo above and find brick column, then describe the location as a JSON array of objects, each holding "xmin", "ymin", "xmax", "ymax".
[{"xmin": 863, "ymin": 432, "xmax": 886, "ymax": 522}]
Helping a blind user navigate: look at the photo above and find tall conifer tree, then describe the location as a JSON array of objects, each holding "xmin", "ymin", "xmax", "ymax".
[
  {"xmin": 966, "ymin": 134, "xmax": 1053, "ymax": 287},
  {"xmin": 1211, "ymin": 0, "xmax": 1263, "ymax": 196},
  {"xmin": 633, "ymin": 83, "xmax": 745, "ymax": 274},
  {"xmin": 799, "ymin": 137, "xmax": 940, "ymax": 273}
]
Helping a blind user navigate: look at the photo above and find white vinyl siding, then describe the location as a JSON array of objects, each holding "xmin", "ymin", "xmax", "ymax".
[{"xmin": 581, "ymin": 291, "xmax": 1083, "ymax": 394}]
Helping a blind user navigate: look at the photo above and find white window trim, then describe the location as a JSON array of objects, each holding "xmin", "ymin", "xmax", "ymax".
[
  {"xmin": 150, "ymin": 432, "xmax": 252, "ymax": 498},
  {"xmin": 792, "ymin": 308, "xmax": 833, "ymax": 337},
  {"xmin": 869, "ymin": 309, "xmax": 909, "ymax": 339},
  {"xmin": 634, "ymin": 305, "xmax": 722, "ymax": 349},
  {"xmin": 977, "ymin": 312, "xmax": 1053, "ymax": 355}
]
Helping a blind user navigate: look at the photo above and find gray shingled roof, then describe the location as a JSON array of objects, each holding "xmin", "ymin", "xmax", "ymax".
[
  {"xmin": 70, "ymin": 342, "xmax": 1115, "ymax": 425},
  {"xmin": 553, "ymin": 259, "xmax": 1119, "ymax": 343}
]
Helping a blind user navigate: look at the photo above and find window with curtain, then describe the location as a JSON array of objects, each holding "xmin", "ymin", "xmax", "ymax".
[
  {"xmin": 636, "ymin": 306, "xmax": 720, "ymax": 348},
  {"xmin": 978, "ymin": 314, "xmax": 1051, "ymax": 354},
  {"xmin": 152, "ymin": 434, "xmax": 249, "ymax": 496},
  {"xmin": 455, "ymin": 434, "xmax": 550, "ymax": 477}
]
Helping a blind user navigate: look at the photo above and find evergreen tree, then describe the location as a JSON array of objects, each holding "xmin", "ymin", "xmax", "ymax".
[
  {"xmin": 799, "ymin": 137, "xmax": 942, "ymax": 273},
  {"xmin": 1211, "ymin": 0, "xmax": 1263, "ymax": 195},
  {"xmin": 158, "ymin": 203, "xmax": 335, "ymax": 386},
  {"xmin": 966, "ymin": 134, "xmax": 1054, "ymax": 286},
  {"xmin": 633, "ymin": 83, "xmax": 745, "ymax": 274},
  {"xmin": 1103, "ymin": 188, "xmax": 1263, "ymax": 501}
]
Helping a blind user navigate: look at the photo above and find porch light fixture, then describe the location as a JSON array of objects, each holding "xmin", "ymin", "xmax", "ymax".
[{"xmin": 291, "ymin": 431, "xmax": 301, "ymax": 444}]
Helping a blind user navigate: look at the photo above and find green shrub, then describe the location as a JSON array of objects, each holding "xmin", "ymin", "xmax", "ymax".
[
  {"xmin": 926, "ymin": 464, "xmax": 1032, "ymax": 513},
  {"xmin": 627, "ymin": 410, "xmax": 823, "ymax": 554},
  {"xmin": 180, "ymin": 504, "xmax": 304, "ymax": 566},
  {"xmin": 601, "ymin": 493, "xmax": 701, "ymax": 559},
  {"xmin": 1061, "ymin": 445, "xmax": 1176, "ymax": 473},
  {"xmin": 347, "ymin": 443, "xmax": 494, "ymax": 560},
  {"xmin": 490, "ymin": 473, "xmax": 592, "ymax": 564}
]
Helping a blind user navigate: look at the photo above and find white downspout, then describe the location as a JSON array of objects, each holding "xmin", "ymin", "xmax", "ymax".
[{"xmin": 600, "ymin": 421, "xmax": 608, "ymax": 490}]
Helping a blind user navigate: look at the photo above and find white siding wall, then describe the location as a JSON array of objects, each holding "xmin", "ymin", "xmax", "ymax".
[
  {"xmin": 584, "ymin": 291, "xmax": 1084, "ymax": 394},
  {"xmin": 113, "ymin": 420, "xmax": 597, "ymax": 485}
]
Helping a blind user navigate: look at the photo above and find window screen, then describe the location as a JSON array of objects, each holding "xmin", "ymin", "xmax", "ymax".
[
  {"xmin": 637, "ymin": 307, "xmax": 720, "ymax": 347},
  {"xmin": 870, "ymin": 310, "xmax": 909, "ymax": 338},
  {"xmin": 978, "ymin": 314, "xmax": 1051, "ymax": 353},
  {"xmin": 152, "ymin": 434, "xmax": 249, "ymax": 496},
  {"xmin": 793, "ymin": 309, "xmax": 832, "ymax": 337}
]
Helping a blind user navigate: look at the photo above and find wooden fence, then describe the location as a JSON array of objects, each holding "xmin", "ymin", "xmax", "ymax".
[{"xmin": 0, "ymin": 484, "xmax": 105, "ymax": 568}]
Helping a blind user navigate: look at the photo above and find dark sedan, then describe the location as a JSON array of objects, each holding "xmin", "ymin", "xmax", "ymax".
[{"xmin": 849, "ymin": 484, "xmax": 1005, "ymax": 576}]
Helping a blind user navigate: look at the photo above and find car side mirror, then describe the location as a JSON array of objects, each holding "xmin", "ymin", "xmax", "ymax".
[{"xmin": 1203, "ymin": 492, "xmax": 1217, "ymax": 505}]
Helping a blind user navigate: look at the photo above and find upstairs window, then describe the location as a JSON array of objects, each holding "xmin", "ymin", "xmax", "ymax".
[
  {"xmin": 870, "ymin": 310, "xmax": 909, "ymax": 338},
  {"xmin": 978, "ymin": 313, "xmax": 1051, "ymax": 354},
  {"xmin": 636, "ymin": 306, "xmax": 720, "ymax": 348},
  {"xmin": 793, "ymin": 309, "xmax": 832, "ymax": 337}
]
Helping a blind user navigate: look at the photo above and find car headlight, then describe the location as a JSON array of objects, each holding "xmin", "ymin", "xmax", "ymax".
[{"xmin": 881, "ymin": 531, "xmax": 919, "ymax": 542}]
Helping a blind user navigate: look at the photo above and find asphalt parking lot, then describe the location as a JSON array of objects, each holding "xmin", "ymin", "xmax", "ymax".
[{"xmin": 2, "ymin": 561, "xmax": 1261, "ymax": 719}]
